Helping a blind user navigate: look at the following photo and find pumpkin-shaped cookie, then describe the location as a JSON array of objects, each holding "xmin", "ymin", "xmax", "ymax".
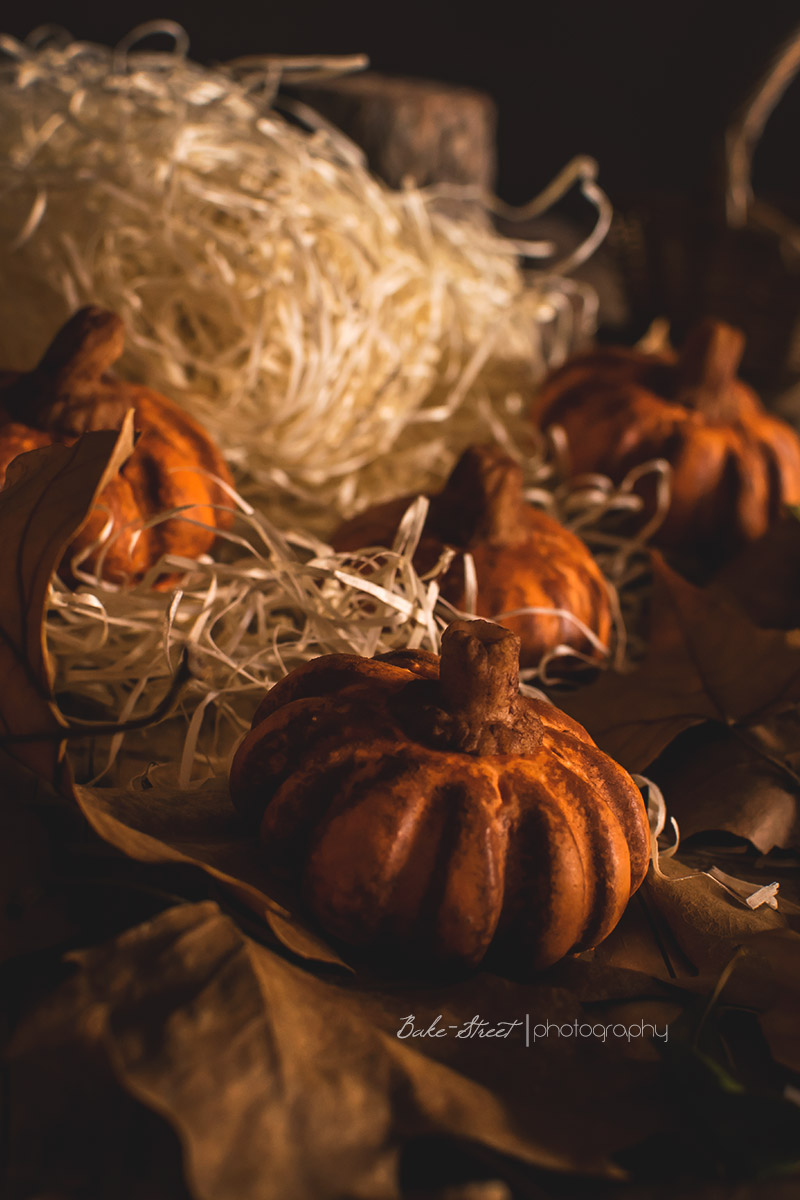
[
  {"xmin": 230, "ymin": 619, "xmax": 650, "ymax": 972},
  {"xmin": 531, "ymin": 318, "xmax": 800, "ymax": 559},
  {"xmin": 332, "ymin": 444, "xmax": 612, "ymax": 670},
  {"xmin": 0, "ymin": 306, "xmax": 234, "ymax": 585}
]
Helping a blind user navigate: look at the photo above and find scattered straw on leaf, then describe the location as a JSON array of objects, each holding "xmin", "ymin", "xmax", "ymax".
[
  {"xmin": 636, "ymin": 774, "xmax": 780, "ymax": 911},
  {"xmin": 0, "ymin": 24, "xmax": 600, "ymax": 529}
]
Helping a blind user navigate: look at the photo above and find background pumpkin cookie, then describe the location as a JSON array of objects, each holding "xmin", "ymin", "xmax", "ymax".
[{"xmin": 0, "ymin": 307, "xmax": 234, "ymax": 585}]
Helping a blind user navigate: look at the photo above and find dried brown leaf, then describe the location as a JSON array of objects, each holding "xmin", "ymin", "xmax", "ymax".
[
  {"xmin": 714, "ymin": 513, "xmax": 800, "ymax": 630},
  {"xmin": 586, "ymin": 889, "xmax": 698, "ymax": 983},
  {"xmin": 562, "ymin": 553, "xmax": 800, "ymax": 772},
  {"xmin": 761, "ymin": 1004, "xmax": 800, "ymax": 1075},
  {"xmin": 344, "ymin": 959, "xmax": 673, "ymax": 1141},
  {"xmin": 7, "ymin": 902, "xmax": 659, "ymax": 1200},
  {"xmin": 0, "ymin": 757, "xmax": 75, "ymax": 963},
  {"xmin": 5, "ymin": 1011, "xmax": 192, "ymax": 1200},
  {"xmin": 644, "ymin": 858, "xmax": 792, "ymax": 974},
  {"xmin": 734, "ymin": 929, "xmax": 800, "ymax": 1074},
  {"xmin": 629, "ymin": 861, "xmax": 800, "ymax": 1085},
  {"xmin": 0, "ymin": 416, "xmax": 134, "ymax": 785}
]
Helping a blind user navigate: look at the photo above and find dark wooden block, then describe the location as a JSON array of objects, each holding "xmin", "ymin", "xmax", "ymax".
[{"xmin": 290, "ymin": 71, "xmax": 497, "ymax": 195}]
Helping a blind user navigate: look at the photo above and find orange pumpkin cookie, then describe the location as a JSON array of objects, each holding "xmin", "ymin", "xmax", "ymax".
[
  {"xmin": 230, "ymin": 619, "xmax": 650, "ymax": 972},
  {"xmin": 532, "ymin": 318, "xmax": 800, "ymax": 558},
  {"xmin": 0, "ymin": 306, "xmax": 234, "ymax": 585},
  {"xmin": 333, "ymin": 444, "xmax": 612, "ymax": 670}
]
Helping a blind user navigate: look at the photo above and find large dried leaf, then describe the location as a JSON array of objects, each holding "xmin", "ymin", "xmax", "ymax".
[
  {"xmin": 589, "ymin": 843, "xmax": 800, "ymax": 1112},
  {"xmin": 0, "ymin": 417, "xmax": 134, "ymax": 785},
  {"xmin": 562, "ymin": 553, "xmax": 800, "ymax": 772},
  {"xmin": 6, "ymin": 902, "xmax": 675, "ymax": 1200}
]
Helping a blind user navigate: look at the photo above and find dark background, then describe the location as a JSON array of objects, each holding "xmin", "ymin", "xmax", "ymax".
[{"xmin": 3, "ymin": 1, "xmax": 800, "ymax": 206}]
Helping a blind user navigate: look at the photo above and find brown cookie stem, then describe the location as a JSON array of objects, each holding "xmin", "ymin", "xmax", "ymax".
[
  {"xmin": 436, "ymin": 619, "xmax": 542, "ymax": 755},
  {"xmin": 4, "ymin": 306, "xmax": 133, "ymax": 435},
  {"xmin": 431, "ymin": 445, "xmax": 527, "ymax": 548},
  {"xmin": 676, "ymin": 318, "xmax": 746, "ymax": 423}
]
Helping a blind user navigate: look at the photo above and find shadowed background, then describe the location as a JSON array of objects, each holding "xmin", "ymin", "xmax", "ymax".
[
  {"xmin": 3, "ymin": 1, "xmax": 800, "ymax": 204},
  {"xmin": 5, "ymin": 2, "xmax": 800, "ymax": 390}
]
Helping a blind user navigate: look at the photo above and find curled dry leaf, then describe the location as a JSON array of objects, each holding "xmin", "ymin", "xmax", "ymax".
[
  {"xmin": 562, "ymin": 552, "xmax": 800, "ymax": 773},
  {"xmin": 653, "ymin": 723, "xmax": 800, "ymax": 853},
  {"xmin": 6, "ymin": 902, "xmax": 666, "ymax": 1200},
  {"xmin": 0, "ymin": 423, "xmax": 134, "ymax": 963},
  {"xmin": 0, "ymin": 414, "xmax": 134, "ymax": 784}
]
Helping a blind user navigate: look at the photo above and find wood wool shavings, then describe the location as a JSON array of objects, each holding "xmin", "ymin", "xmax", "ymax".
[
  {"xmin": 0, "ymin": 27, "xmax": 598, "ymax": 527},
  {"xmin": 46, "ymin": 450, "xmax": 666, "ymax": 788}
]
